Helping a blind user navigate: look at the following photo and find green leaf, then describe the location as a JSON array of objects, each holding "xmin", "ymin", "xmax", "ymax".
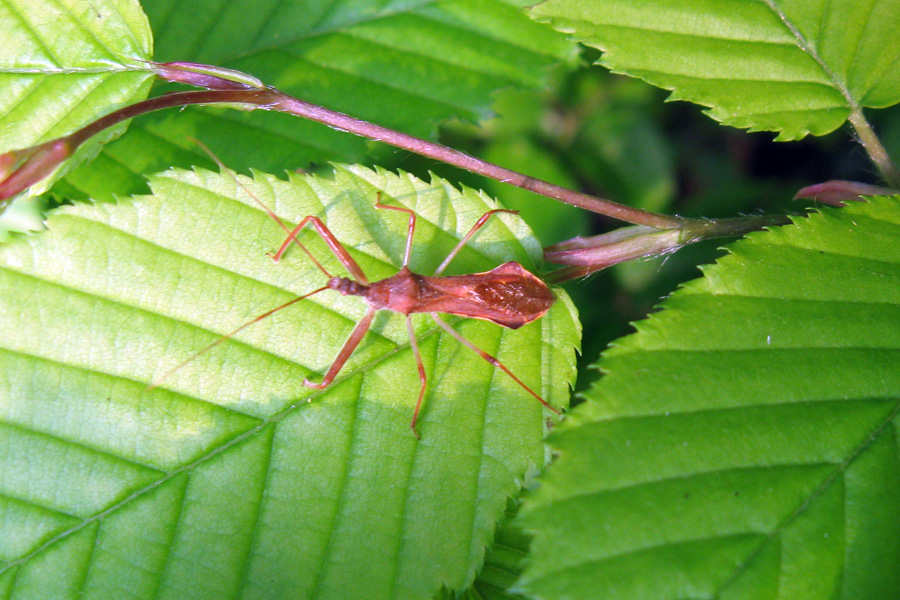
[
  {"xmin": 0, "ymin": 196, "xmax": 47, "ymax": 242},
  {"xmin": 438, "ymin": 500, "xmax": 532, "ymax": 600},
  {"xmin": 0, "ymin": 166, "xmax": 579, "ymax": 599},
  {"xmin": 0, "ymin": 0, "xmax": 154, "ymax": 195},
  {"xmin": 530, "ymin": 0, "xmax": 900, "ymax": 140},
  {"xmin": 517, "ymin": 196, "xmax": 900, "ymax": 599},
  {"xmin": 60, "ymin": 0, "xmax": 578, "ymax": 200}
]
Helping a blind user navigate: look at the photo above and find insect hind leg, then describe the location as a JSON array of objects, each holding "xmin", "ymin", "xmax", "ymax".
[{"xmin": 430, "ymin": 314, "xmax": 558, "ymax": 415}]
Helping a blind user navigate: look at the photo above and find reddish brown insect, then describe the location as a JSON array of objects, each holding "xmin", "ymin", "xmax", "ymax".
[
  {"xmin": 272, "ymin": 195, "xmax": 558, "ymax": 437},
  {"xmin": 153, "ymin": 164, "xmax": 557, "ymax": 437}
]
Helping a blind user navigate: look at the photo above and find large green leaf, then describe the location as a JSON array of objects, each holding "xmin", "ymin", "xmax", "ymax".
[
  {"xmin": 531, "ymin": 0, "xmax": 900, "ymax": 140},
  {"xmin": 518, "ymin": 196, "xmax": 900, "ymax": 599},
  {"xmin": 59, "ymin": 0, "xmax": 577, "ymax": 200},
  {"xmin": 0, "ymin": 0, "xmax": 154, "ymax": 194},
  {"xmin": 0, "ymin": 166, "xmax": 579, "ymax": 599}
]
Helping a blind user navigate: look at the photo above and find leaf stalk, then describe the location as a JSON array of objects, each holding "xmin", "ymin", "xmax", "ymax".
[{"xmin": 848, "ymin": 108, "xmax": 900, "ymax": 188}]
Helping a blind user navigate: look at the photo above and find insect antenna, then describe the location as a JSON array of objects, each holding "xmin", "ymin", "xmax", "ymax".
[
  {"xmin": 188, "ymin": 137, "xmax": 333, "ymax": 279},
  {"xmin": 150, "ymin": 139, "xmax": 343, "ymax": 391},
  {"xmin": 148, "ymin": 285, "xmax": 330, "ymax": 391}
]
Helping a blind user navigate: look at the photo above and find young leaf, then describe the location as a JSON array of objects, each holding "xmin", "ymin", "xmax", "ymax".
[
  {"xmin": 530, "ymin": 0, "xmax": 900, "ymax": 140},
  {"xmin": 60, "ymin": 0, "xmax": 579, "ymax": 200},
  {"xmin": 0, "ymin": 166, "xmax": 579, "ymax": 600},
  {"xmin": 517, "ymin": 196, "xmax": 900, "ymax": 599},
  {"xmin": 0, "ymin": 0, "xmax": 154, "ymax": 196}
]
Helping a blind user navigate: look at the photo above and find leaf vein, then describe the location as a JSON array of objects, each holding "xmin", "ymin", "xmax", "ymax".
[
  {"xmin": 73, "ymin": 521, "xmax": 101, "ymax": 596},
  {"xmin": 715, "ymin": 396, "xmax": 900, "ymax": 592},
  {"xmin": 760, "ymin": 0, "xmax": 857, "ymax": 107},
  {"xmin": 308, "ymin": 375, "xmax": 364, "ymax": 599},
  {"xmin": 0, "ymin": 418, "xmax": 166, "ymax": 474},
  {"xmin": 246, "ymin": 0, "xmax": 289, "ymax": 50},
  {"xmin": 539, "ymin": 462, "xmax": 839, "ymax": 513},
  {"xmin": 231, "ymin": 426, "xmax": 275, "ymax": 599},
  {"xmin": 529, "ymin": 531, "xmax": 764, "ymax": 583},
  {"xmin": 4, "ymin": 0, "xmax": 61, "ymax": 67},
  {"xmin": 0, "ymin": 489, "xmax": 80, "ymax": 520},
  {"xmin": 153, "ymin": 472, "xmax": 191, "ymax": 593},
  {"xmin": 44, "ymin": 0, "xmax": 120, "ymax": 61}
]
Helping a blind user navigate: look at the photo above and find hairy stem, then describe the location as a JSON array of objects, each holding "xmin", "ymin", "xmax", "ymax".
[
  {"xmin": 544, "ymin": 214, "xmax": 792, "ymax": 282},
  {"xmin": 848, "ymin": 108, "xmax": 900, "ymax": 188}
]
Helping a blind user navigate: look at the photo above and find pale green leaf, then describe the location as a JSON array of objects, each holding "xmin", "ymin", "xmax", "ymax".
[
  {"xmin": 60, "ymin": 0, "xmax": 578, "ymax": 200},
  {"xmin": 0, "ymin": 0, "xmax": 154, "ymax": 196},
  {"xmin": 0, "ymin": 166, "xmax": 579, "ymax": 600},
  {"xmin": 518, "ymin": 197, "xmax": 900, "ymax": 599},
  {"xmin": 531, "ymin": 0, "xmax": 900, "ymax": 140}
]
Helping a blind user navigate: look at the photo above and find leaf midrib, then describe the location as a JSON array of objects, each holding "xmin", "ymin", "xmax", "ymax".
[
  {"xmin": 761, "ymin": 0, "xmax": 858, "ymax": 109},
  {"xmin": 715, "ymin": 393, "xmax": 900, "ymax": 593}
]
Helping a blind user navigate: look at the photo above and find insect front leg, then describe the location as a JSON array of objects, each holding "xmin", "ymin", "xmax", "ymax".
[
  {"xmin": 274, "ymin": 215, "xmax": 370, "ymax": 285},
  {"xmin": 373, "ymin": 194, "xmax": 416, "ymax": 268},
  {"xmin": 305, "ymin": 306, "xmax": 377, "ymax": 389}
]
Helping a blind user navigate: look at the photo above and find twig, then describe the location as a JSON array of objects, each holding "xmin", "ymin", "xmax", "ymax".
[{"xmin": 2, "ymin": 80, "xmax": 685, "ymax": 229}]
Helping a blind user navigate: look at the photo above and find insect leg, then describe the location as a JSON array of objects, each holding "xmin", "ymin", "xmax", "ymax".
[
  {"xmin": 406, "ymin": 316, "xmax": 427, "ymax": 440},
  {"xmin": 434, "ymin": 209, "xmax": 518, "ymax": 275},
  {"xmin": 274, "ymin": 215, "xmax": 370, "ymax": 285},
  {"xmin": 374, "ymin": 194, "xmax": 416, "ymax": 268},
  {"xmin": 430, "ymin": 314, "xmax": 559, "ymax": 414},
  {"xmin": 305, "ymin": 306, "xmax": 377, "ymax": 389}
]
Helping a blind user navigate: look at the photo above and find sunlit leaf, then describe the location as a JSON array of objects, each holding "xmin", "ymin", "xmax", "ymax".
[
  {"xmin": 0, "ymin": 0, "xmax": 154, "ymax": 198},
  {"xmin": 0, "ymin": 166, "xmax": 579, "ymax": 600}
]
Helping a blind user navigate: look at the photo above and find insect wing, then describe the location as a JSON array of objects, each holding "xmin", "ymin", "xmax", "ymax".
[{"xmin": 417, "ymin": 262, "xmax": 555, "ymax": 329}]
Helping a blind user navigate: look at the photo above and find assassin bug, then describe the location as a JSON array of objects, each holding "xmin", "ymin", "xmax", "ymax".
[
  {"xmin": 273, "ymin": 194, "xmax": 558, "ymax": 437},
  {"xmin": 154, "ymin": 159, "xmax": 558, "ymax": 438}
]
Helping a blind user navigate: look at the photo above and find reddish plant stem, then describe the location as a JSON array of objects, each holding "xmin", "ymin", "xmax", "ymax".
[
  {"xmin": 40, "ymin": 86, "xmax": 689, "ymax": 230},
  {"xmin": 267, "ymin": 94, "xmax": 688, "ymax": 229},
  {"xmin": 3, "ymin": 77, "xmax": 792, "ymax": 271}
]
